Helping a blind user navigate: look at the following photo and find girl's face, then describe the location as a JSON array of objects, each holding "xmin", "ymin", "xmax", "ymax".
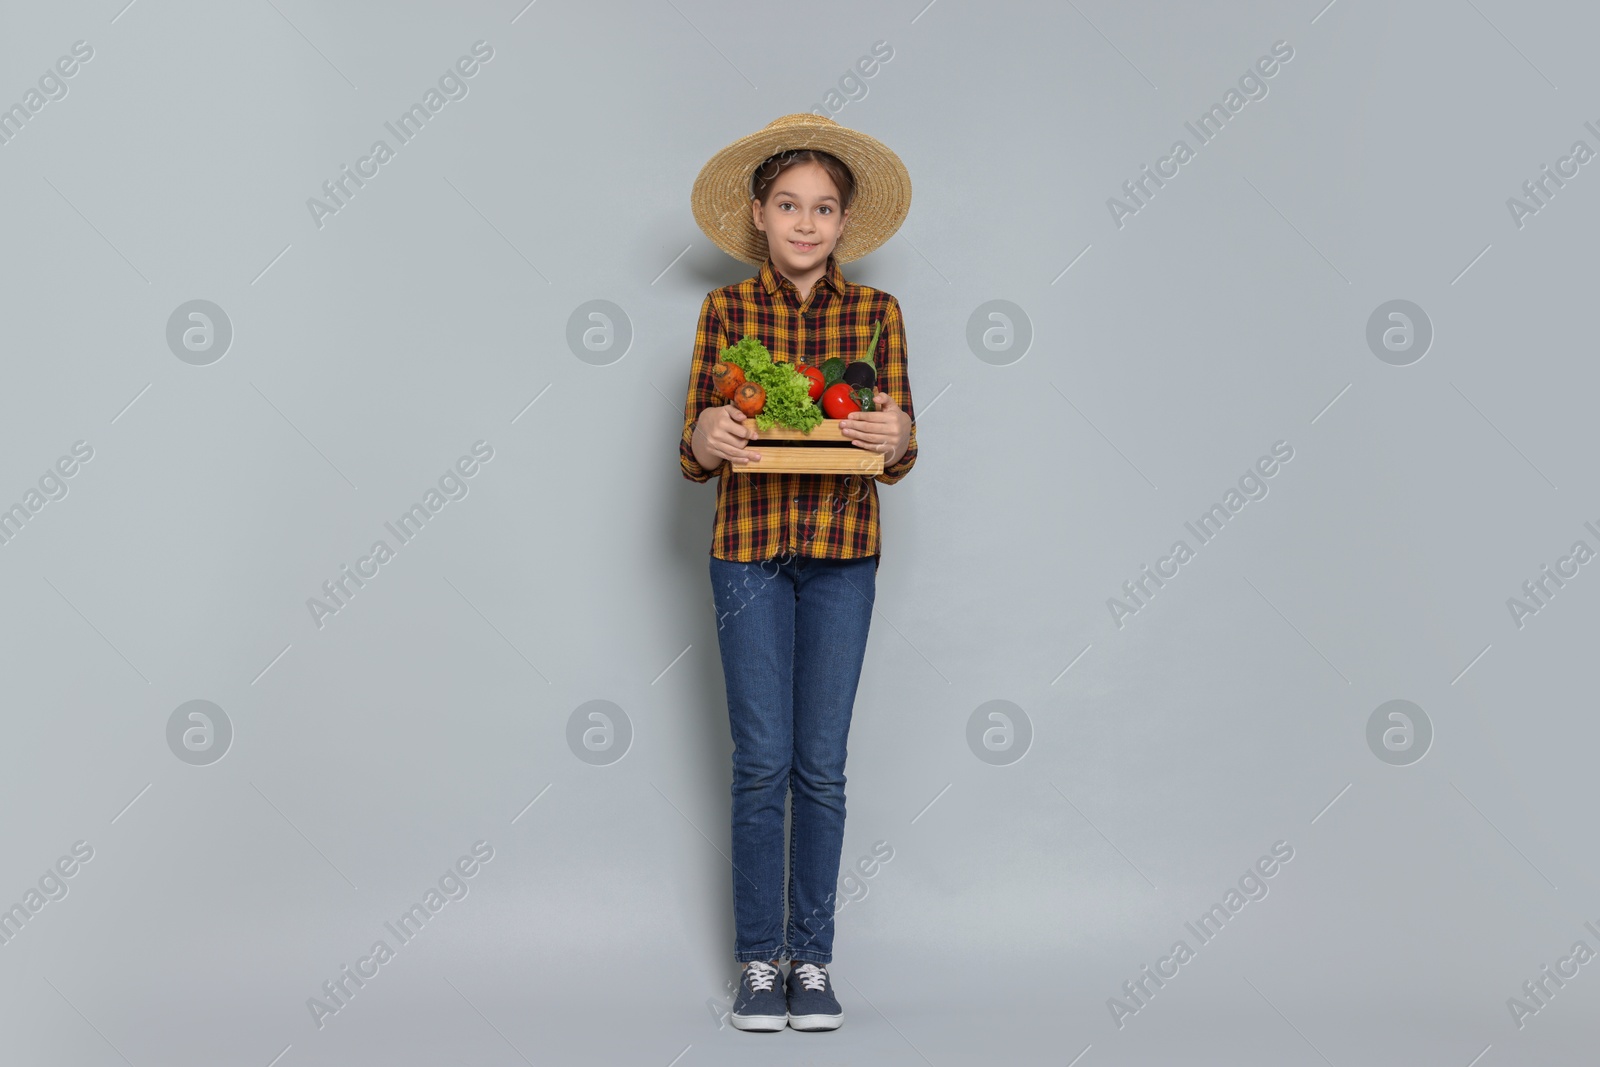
[{"xmin": 750, "ymin": 161, "xmax": 849, "ymax": 275}]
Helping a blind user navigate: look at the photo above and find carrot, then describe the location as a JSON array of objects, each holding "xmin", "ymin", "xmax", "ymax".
[
  {"xmin": 711, "ymin": 361, "xmax": 745, "ymax": 399},
  {"xmin": 734, "ymin": 381, "xmax": 765, "ymax": 416}
]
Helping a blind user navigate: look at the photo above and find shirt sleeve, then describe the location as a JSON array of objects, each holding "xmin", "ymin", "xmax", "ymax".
[
  {"xmin": 680, "ymin": 293, "xmax": 730, "ymax": 483},
  {"xmin": 874, "ymin": 296, "xmax": 917, "ymax": 485}
]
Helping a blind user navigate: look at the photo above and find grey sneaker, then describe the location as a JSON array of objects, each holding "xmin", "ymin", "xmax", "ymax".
[
  {"xmin": 786, "ymin": 962, "xmax": 843, "ymax": 1030},
  {"xmin": 729, "ymin": 960, "xmax": 786, "ymax": 1031}
]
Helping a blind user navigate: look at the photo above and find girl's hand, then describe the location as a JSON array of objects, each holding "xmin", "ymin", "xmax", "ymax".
[
  {"xmin": 842, "ymin": 393, "xmax": 910, "ymax": 465},
  {"xmin": 694, "ymin": 404, "xmax": 762, "ymax": 465}
]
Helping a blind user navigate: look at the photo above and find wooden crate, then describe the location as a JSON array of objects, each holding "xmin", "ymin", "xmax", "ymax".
[{"xmin": 733, "ymin": 420, "xmax": 884, "ymax": 475}]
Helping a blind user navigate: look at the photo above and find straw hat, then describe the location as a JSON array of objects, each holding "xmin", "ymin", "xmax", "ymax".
[{"xmin": 691, "ymin": 113, "xmax": 912, "ymax": 265}]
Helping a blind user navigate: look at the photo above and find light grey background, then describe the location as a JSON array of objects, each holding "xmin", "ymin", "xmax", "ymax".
[{"xmin": 2, "ymin": 1, "xmax": 1596, "ymax": 1064}]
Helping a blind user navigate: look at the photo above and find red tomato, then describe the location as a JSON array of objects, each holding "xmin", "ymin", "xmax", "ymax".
[
  {"xmin": 796, "ymin": 363, "xmax": 825, "ymax": 400},
  {"xmin": 821, "ymin": 382, "xmax": 859, "ymax": 419}
]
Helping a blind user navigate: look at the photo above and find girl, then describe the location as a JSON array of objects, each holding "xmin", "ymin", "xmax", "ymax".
[{"xmin": 680, "ymin": 113, "xmax": 917, "ymax": 1032}]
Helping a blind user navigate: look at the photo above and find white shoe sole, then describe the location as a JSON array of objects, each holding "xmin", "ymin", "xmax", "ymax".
[
  {"xmin": 787, "ymin": 1012, "xmax": 843, "ymax": 1031},
  {"xmin": 729, "ymin": 1012, "xmax": 787, "ymax": 1032}
]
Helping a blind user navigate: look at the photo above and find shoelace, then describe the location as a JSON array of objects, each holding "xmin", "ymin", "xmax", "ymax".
[
  {"xmin": 792, "ymin": 963, "xmax": 828, "ymax": 992},
  {"xmin": 744, "ymin": 961, "xmax": 779, "ymax": 992}
]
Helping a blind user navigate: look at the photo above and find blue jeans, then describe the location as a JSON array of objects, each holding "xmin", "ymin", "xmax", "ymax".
[{"xmin": 709, "ymin": 552, "xmax": 878, "ymax": 965}]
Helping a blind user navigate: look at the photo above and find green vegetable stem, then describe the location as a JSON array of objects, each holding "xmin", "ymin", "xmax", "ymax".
[{"xmin": 861, "ymin": 318, "xmax": 882, "ymax": 366}]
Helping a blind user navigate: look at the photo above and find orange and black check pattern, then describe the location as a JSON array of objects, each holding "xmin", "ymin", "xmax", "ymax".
[{"xmin": 679, "ymin": 252, "xmax": 917, "ymax": 562}]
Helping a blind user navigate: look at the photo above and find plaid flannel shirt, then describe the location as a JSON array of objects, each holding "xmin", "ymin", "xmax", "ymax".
[{"xmin": 679, "ymin": 252, "xmax": 917, "ymax": 562}]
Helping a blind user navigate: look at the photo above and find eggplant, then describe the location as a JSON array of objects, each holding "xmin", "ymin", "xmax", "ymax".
[{"xmin": 842, "ymin": 360, "xmax": 876, "ymax": 389}]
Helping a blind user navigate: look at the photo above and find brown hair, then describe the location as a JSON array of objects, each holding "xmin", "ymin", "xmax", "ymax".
[{"xmin": 750, "ymin": 148, "xmax": 856, "ymax": 211}]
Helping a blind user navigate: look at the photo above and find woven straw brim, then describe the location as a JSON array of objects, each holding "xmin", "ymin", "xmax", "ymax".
[{"xmin": 691, "ymin": 113, "xmax": 911, "ymax": 265}]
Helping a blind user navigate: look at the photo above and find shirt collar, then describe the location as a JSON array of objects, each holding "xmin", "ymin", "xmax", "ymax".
[{"xmin": 760, "ymin": 251, "xmax": 845, "ymax": 299}]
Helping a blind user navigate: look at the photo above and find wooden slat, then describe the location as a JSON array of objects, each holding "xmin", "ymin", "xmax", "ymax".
[
  {"xmin": 727, "ymin": 445, "xmax": 883, "ymax": 475},
  {"xmin": 751, "ymin": 421, "xmax": 851, "ymax": 441}
]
